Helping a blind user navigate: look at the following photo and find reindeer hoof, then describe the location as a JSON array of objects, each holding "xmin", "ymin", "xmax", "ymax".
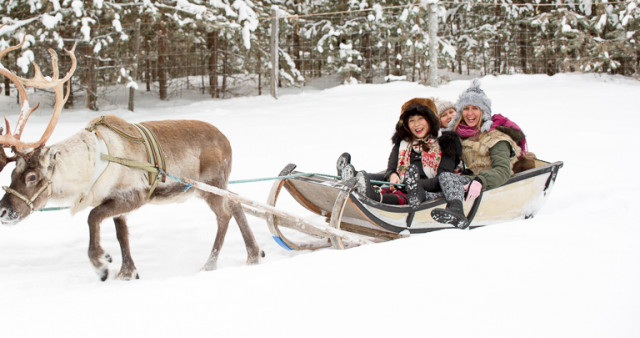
[
  {"xmin": 261, "ymin": 250, "xmax": 266, "ymax": 258},
  {"xmin": 105, "ymin": 253, "xmax": 112, "ymax": 263},
  {"xmin": 98, "ymin": 268, "xmax": 109, "ymax": 282},
  {"xmin": 116, "ymin": 269, "xmax": 140, "ymax": 281},
  {"xmin": 202, "ymin": 261, "xmax": 217, "ymax": 271},
  {"xmin": 247, "ymin": 253, "xmax": 263, "ymax": 265}
]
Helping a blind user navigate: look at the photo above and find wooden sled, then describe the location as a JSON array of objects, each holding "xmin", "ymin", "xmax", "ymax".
[{"xmin": 265, "ymin": 160, "xmax": 563, "ymax": 250}]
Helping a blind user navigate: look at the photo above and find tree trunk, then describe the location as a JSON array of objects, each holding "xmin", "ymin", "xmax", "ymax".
[
  {"xmin": 128, "ymin": 20, "xmax": 141, "ymax": 111},
  {"xmin": 518, "ymin": 22, "xmax": 529, "ymax": 74},
  {"xmin": 207, "ymin": 30, "xmax": 219, "ymax": 98},
  {"xmin": 394, "ymin": 41, "xmax": 402, "ymax": 76},
  {"xmin": 145, "ymin": 39, "xmax": 151, "ymax": 92},
  {"xmin": 493, "ymin": 5, "xmax": 502, "ymax": 75},
  {"xmin": 256, "ymin": 30, "xmax": 262, "ymax": 95},
  {"xmin": 364, "ymin": 31, "xmax": 373, "ymax": 83},
  {"xmin": 157, "ymin": 21, "xmax": 168, "ymax": 100},
  {"xmin": 222, "ymin": 38, "xmax": 228, "ymax": 98},
  {"xmin": 84, "ymin": 42, "xmax": 99, "ymax": 111},
  {"xmin": 292, "ymin": 29, "xmax": 301, "ymax": 72}
]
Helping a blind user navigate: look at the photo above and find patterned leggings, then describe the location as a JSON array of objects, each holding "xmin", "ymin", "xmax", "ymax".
[{"xmin": 438, "ymin": 172, "xmax": 471, "ymax": 202}]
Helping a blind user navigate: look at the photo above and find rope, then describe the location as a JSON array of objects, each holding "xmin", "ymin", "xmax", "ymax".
[
  {"xmin": 229, "ymin": 172, "xmax": 403, "ymax": 187},
  {"xmin": 229, "ymin": 172, "xmax": 336, "ymax": 184},
  {"xmin": 159, "ymin": 169, "xmax": 193, "ymax": 192},
  {"xmin": 35, "ymin": 171, "xmax": 403, "ymax": 212}
]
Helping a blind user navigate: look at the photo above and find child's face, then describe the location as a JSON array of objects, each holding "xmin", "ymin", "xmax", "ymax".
[
  {"xmin": 462, "ymin": 105, "xmax": 482, "ymax": 128},
  {"xmin": 440, "ymin": 108, "xmax": 456, "ymax": 127},
  {"xmin": 407, "ymin": 115, "xmax": 430, "ymax": 139}
]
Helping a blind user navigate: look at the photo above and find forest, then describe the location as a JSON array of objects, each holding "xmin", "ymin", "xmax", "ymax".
[{"xmin": 0, "ymin": 0, "xmax": 638, "ymax": 110}]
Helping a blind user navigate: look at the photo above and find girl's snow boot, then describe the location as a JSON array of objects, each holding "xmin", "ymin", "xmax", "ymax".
[
  {"xmin": 405, "ymin": 164, "xmax": 425, "ymax": 209},
  {"xmin": 336, "ymin": 152, "xmax": 352, "ymax": 177},
  {"xmin": 355, "ymin": 171, "xmax": 380, "ymax": 201},
  {"xmin": 341, "ymin": 164, "xmax": 356, "ymax": 181}
]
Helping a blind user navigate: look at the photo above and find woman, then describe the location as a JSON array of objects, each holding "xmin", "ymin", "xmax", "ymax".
[
  {"xmin": 431, "ymin": 79, "xmax": 526, "ymax": 228},
  {"xmin": 352, "ymin": 98, "xmax": 462, "ymax": 209}
]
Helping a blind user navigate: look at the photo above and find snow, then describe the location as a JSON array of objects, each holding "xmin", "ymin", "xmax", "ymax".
[
  {"xmin": 0, "ymin": 74, "xmax": 639, "ymax": 338},
  {"xmin": 41, "ymin": 13, "xmax": 63, "ymax": 29}
]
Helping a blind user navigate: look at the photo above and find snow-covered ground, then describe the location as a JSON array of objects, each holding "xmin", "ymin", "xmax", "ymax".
[{"xmin": 0, "ymin": 73, "xmax": 638, "ymax": 338}]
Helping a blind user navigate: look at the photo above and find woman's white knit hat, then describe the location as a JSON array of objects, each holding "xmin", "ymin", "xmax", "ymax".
[{"xmin": 448, "ymin": 79, "xmax": 493, "ymax": 132}]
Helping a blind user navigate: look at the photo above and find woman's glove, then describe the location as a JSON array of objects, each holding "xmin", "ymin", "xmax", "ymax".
[{"xmin": 464, "ymin": 179, "xmax": 483, "ymax": 201}]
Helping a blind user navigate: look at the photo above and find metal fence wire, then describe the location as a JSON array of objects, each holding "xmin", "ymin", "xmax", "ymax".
[{"xmin": 1, "ymin": 1, "xmax": 637, "ymax": 110}]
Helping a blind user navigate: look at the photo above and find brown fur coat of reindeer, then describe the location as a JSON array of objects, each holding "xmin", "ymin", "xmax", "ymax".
[{"xmin": 0, "ymin": 34, "xmax": 262, "ymax": 281}]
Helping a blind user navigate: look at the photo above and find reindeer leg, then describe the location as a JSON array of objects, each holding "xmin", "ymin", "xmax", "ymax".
[
  {"xmin": 114, "ymin": 216, "xmax": 139, "ymax": 280},
  {"xmin": 88, "ymin": 196, "xmax": 142, "ymax": 281},
  {"xmin": 229, "ymin": 200, "xmax": 264, "ymax": 265},
  {"xmin": 88, "ymin": 207, "xmax": 112, "ymax": 282},
  {"xmin": 202, "ymin": 194, "xmax": 232, "ymax": 271}
]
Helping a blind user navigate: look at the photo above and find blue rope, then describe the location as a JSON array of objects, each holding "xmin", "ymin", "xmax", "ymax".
[
  {"xmin": 36, "ymin": 171, "xmax": 402, "ymax": 212},
  {"xmin": 228, "ymin": 172, "xmax": 404, "ymax": 187},
  {"xmin": 228, "ymin": 172, "xmax": 337, "ymax": 184},
  {"xmin": 160, "ymin": 169, "xmax": 193, "ymax": 192},
  {"xmin": 38, "ymin": 206, "xmax": 69, "ymax": 212}
]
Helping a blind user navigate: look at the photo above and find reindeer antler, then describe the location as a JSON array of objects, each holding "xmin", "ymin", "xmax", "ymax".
[{"xmin": 0, "ymin": 25, "xmax": 77, "ymax": 151}]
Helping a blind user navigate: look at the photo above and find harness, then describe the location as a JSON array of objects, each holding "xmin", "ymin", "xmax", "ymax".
[
  {"xmin": 2, "ymin": 181, "xmax": 52, "ymax": 213},
  {"xmin": 87, "ymin": 116, "xmax": 167, "ymax": 199},
  {"xmin": 2, "ymin": 117, "xmax": 168, "ymax": 212}
]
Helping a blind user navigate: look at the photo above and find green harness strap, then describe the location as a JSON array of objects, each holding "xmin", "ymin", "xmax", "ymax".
[
  {"xmin": 88, "ymin": 117, "xmax": 167, "ymax": 199},
  {"xmin": 133, "ymin": 123, "xmax": 167, "ymax": 186}
]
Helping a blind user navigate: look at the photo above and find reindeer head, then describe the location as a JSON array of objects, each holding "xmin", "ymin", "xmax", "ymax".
[
  {"xmin": 0, "ymin": 147, "xmax": 57, "ymax": 224},
  {"xmin": 0, "ymin": 25, "xmax": 76, "ymax": 224}
]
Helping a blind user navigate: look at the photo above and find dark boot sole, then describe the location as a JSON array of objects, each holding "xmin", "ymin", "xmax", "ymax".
[
  {"xmin": 336, "ymin": 153, "xmax": 351, "ymax": 176},
  {"xmin": 431, "ymin": 209, "xmax": 469, "ymax": 229}
]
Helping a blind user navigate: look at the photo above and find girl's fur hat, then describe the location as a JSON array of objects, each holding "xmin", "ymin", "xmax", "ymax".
[
  {"xmin": 392, "ymin": 98, "xmax": 440, "ymax": 144},
  {"xmin": 448, "ymin": 79, "xmax": 493, "ymax": 132}
]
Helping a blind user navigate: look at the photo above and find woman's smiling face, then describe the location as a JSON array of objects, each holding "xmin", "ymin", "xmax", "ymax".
[
  {"xmin": 462, "ymin": 105, "xmax": 483, "ymax": 128},
  {"xmin": 407, "ymin": 115, "xmax": 430, "ymax": 139}
]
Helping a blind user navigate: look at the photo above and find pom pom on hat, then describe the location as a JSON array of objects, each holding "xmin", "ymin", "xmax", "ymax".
[{"xmin": 448, "ymin": 79, "xmax": 493, "ymax": 132}]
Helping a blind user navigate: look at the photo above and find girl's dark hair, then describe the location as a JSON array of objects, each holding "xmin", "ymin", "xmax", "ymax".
[{"xmin": 391, "ymin": 104, "xmax": 440, "ymax": 145}]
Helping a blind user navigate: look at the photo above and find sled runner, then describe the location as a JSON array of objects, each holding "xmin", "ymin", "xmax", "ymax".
[{"xmin": 264, "ymin": 159, "xmax": 563, "ymax": 250}]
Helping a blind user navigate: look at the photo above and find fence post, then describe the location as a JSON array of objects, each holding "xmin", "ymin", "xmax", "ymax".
[
  {"xmin": 270, "ymin": 5, "xmax": 279, "ymax": 99},
  {"xmin": 427, "ymin": 1, "xmax": 438, "ymax": 87}
]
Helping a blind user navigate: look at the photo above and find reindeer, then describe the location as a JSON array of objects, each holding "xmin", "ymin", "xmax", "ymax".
[{"xmin": 0, "ymin": 36, "xmax": 263, "ymax": 281}]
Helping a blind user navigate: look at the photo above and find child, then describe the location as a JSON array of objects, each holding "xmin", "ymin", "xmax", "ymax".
[
  {"xmin": 435, "ymin": 98, "xmax": 457, "ymax": 130},
  {"xmin": 339, "ymin": 98, "xmax": 462, "ymax": 209}
]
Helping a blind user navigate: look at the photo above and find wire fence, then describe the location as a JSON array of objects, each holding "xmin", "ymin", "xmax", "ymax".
[{"xmin": 1, "ymin": 1, "xmax": 637, "ymax": 110}]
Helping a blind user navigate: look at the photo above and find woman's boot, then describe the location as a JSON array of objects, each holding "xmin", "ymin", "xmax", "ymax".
[{"xmin": 431, "ymin": 199, "xmax": 469, "ymax": 229}]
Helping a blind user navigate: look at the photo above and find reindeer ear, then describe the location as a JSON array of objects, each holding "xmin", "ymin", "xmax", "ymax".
[{"xmin": 37, "ymin": 147, "xmax": 57, "ymax": 170}]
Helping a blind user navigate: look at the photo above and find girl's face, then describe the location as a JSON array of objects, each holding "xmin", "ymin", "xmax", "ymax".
[
  {"xmin": 462, "ymin": 105, "xmax": 483, "ymax": 128},
  {"xmin": 407, "ymin": 115, "xmax": 430, "ymax": 139},
  {"xmin": 440, "ymin": 108, "xmax": 456, "ymax": 128}
]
